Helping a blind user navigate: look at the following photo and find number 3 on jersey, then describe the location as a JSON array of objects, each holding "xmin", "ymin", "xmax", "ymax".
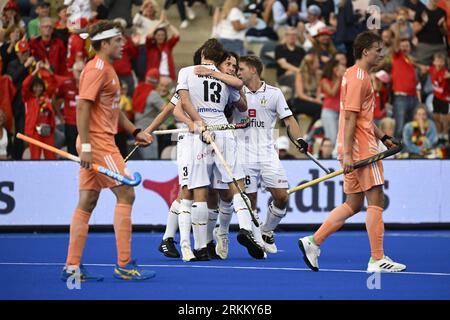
[{"xmin": 203, "ymin": 80, "xmax": 222, "ymax": 103}]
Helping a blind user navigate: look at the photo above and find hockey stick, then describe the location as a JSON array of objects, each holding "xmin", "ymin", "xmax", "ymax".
[
  {"xmin": 17, "ymin": 133, "xmax": 142, "ymax": 187},
  {"xmin": 124, "ymin": 119, "xmax": 250, "ymax": 162},
  {"xmin": 287, "ymin": 143, "xmax": 403, "ymax": 194},
  {"xmin": 286, "ymin": 125, "xmax": 331, "ymax": 174},
  {"xmin": 207, "ymin": 135, "xmax": 260, "ymax": 227},
  {"xmin": 153, "ymin": 120, "xmax": 250, "ymax": 135}
]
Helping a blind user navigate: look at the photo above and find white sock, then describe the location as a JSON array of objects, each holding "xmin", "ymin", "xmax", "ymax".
[
  {"xmin": 218, "ymin": 200, "xmax": 233, "ymax": 235},
  {"xmin": 233, "ymin": 193, "xmax": 252, "ymax": 231},
  {"xmin": 251, "ymin": 210, "xmax": 264, "ymax": 247},
  {"xmin": 178, "ymin": 199, "xmax": 193, "ymax": 248},
  {"xmin": 163, "ymin": 200, "xmax": 180, "ymax": 240},
  {"xmin": 207, "ymin": 207, "xmax": 219, "ymax": 243},
  {"xmin": 191, "ymin": 202, "xmax": 208, "ymax": 250},
  {"xmin": 262, "ymin": 202, "xmax": 286, "ymax": 233}
]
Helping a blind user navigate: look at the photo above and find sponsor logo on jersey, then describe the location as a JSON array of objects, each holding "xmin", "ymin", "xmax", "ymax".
[
  {"xmin": 248, "ymin": 109, "xmax": 257, "ymax": 117},
  {"xmin": 198, "ymin": 107, "xmax": 222, "ymax": 113},
  {"xmin": 249, "ymin": 118, "xmax": 265, "ymax": 128}
]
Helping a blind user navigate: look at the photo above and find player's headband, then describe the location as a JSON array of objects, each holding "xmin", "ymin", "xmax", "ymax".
[{"xmin": 80, "ymin": 28, "xmax": 122, "ymax": 41}]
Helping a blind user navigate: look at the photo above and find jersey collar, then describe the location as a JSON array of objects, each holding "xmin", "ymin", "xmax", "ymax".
[{"xmin": 244, "ymin": 81, "xmax": 266, "ymax": 94}]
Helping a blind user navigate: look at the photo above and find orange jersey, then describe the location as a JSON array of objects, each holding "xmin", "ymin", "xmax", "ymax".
[
  {"xmin": 78, "ymin": 55, "xmax": 121, "ymax": 136},
  {"xmin": 337, "ymin": 65, "xmax": 378, "ymax": 161}
]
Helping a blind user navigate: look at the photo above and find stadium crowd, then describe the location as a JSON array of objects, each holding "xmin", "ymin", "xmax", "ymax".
[{"xmin": 0, "ymin": 0, "xmax": 449, "ymax": 160}]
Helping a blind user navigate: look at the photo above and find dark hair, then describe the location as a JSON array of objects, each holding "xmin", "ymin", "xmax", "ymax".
[
  {"xmin": 193, "ymin": 46, "xmax": 203, "ymax": 65},
  {"xmin": 318, "ymin": 138, "xmax": 333, "ymax": 159},
  {"xmin": 322, "ymin": 59, "xmax": 341, "ymax": 80},
  {"xmin": 30, "ymin": 76, "xmax": 45, "ymax": 93},
  {"xmin": 87, "ymin": 20, "xmax": 123, "ymax": 51},
  {"xmin": 239, "ymin": 55, "xmax": 263, "ymax": 76},
  {"xmin": 201, "ymin": 38, "xmax": 224, "ymax": 63},
  {"xmin": 228, "ymin": 51, "xmax": 240, "ymax": 74},
  {"xmin": 353, "ymin": 31, "xmax": 381, "ymax": 60},
  {"xmin": 153, "ymin": 27, "xmax": 168, "ymax": 43}
]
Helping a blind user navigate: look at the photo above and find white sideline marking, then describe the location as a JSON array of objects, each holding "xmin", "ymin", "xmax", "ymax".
[
  {"xmin": 0, "ymin": 262, "xmax": 449, "ymax": 277},
  {"xmin": 0, "ymin": 232, "xmax": 449, "ymax": 239}
]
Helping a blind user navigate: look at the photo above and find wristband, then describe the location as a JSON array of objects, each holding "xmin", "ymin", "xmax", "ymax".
[
  {"xmin": 381, "ymin": 135, "xmax": 392, "ymax": 143},
  {"xmin": 81, "ymin": 143, "xmax": 91, "ymax": 152},
  {"xmin": 133, "ymin": 128, "xmax": 142, "ymax": 137}
]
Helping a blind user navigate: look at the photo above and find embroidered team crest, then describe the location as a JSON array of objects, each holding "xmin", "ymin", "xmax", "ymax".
[{"xmin": 260, "ymin": 96, "xmax": 267, "ymax": 107}]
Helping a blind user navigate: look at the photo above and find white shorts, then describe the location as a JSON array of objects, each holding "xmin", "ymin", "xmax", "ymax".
[
  {"xmin": 177, "ymin": 132, "xmax": 193, "ymax": 187},
  {"xmin": 188, "ymin": 133, "xmax": 245, "ymax": 190},
  {"xmin": 243, "ymin": 152, "xmax": 289, "ymax": 194}
]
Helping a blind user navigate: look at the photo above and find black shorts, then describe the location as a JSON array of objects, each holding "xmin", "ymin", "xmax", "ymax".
[{"xmin": 433, "ymin": 98, "xmax": 449, "ymax": 114}]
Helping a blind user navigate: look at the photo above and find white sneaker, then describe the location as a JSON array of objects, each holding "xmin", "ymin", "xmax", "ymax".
[
  {"xmin": 298, "ymin": 236, "xmax": 320, "ymax": 271},
  {"xmin": 262, "ymin": 230, "xmax": 277, "ymax": 254},
  {"xmin": 367, "ymin": 256, "xmax": 406, "ymax": 272},
  {"xmin": 186, "ymin": 7, "xmax": 196, "ymax": 20},
  {"xmin": 180, "ymin": 20, "xmax": 189, "ymax": 29},
  {"xmin": 181, "ymin": 245, "xmax": 196, "ymax": 262},
  {"xmin": 213, "ymin": 227, "xmax": 229, "ymax": 260}
]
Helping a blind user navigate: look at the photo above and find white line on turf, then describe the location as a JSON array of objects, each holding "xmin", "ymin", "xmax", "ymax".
[
  {"xmin": 0, "ymin": 232, "xmax": 449, "ymax": 239},
  {"xmin": 0, "ymin": 262, "xmax": 449, "ymax": 277}
]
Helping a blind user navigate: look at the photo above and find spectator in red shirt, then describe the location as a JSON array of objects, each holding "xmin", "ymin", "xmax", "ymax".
[
  {"xmin": 132, "ymin": 68, "xmax": 160, "ymax": 114},
  {"xmin": 145, "ymin": 17, "xmax": 180, "ymax": 81},
  {"xmin": 391, "ymin": 28, "xmax": 421, "ymax": 139},
  {"xmin": 66, "ymin": 17, "xmax": 90, "ymax": 72},
  {"xmin": 112, "ymin": 18, "xmax": 139, "ymax": 96},
  {"xmin": 54, "ymin": 5, "xmax": 70, "ymax": 46},
  {"xmin": 319, "ymin": 58, "xmax": 345, "ymax": 147},
  {"xmin": 29, "ymin": 17, "xmax": 67, "ymax": 76},
  {"xmin": 55, "ymin": 61, "xmax": 84, "ymax": 156},
  {"xmin": 22, "ymin": 61, "xmax": 57, "ymax": 160},
  {"xmin": 428, "ymin": 52, "xmax": 450, "ymax": 143}
]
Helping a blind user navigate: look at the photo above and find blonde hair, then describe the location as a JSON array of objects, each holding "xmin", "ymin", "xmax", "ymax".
[
  {"xmin": 221, "ymin": 0, "xmax": 243, "ymax": 20},
  {"xmin": 141, "ymin": 0, "xmax": 159, "ymax": 18},
  {"xmin": 299, "ymin": 54, "xmax": 320, "ymax": 95},
  {"xmin": 379, "ymin": 117, "xmax": 395, "ymax": 131}
]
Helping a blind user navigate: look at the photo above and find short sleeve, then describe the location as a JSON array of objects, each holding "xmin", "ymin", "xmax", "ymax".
[
  {"xmin": 78, "ymin": 67, "xmax": 104, "ymax": 102},
  {"xmin": 275, "ymin": 89, "xmax": 292, "ymax": 119},
  {"xmin": 343, "ymin": 76, "xmax": 366, "ymax": 112},
  {"xmin": 228, "ymin": 8, "xmax": 244, "ymax": 22},
  {"xmin": 274, "ymin": 45, "xmax": 283, "ymax": 61},
  {"xmin": 176, "ymin": 67, "xmax": 189, "ymax": 92},
  {"xmin": 228, "ymin": 87, "xmax": 241, "ymax": 104}
]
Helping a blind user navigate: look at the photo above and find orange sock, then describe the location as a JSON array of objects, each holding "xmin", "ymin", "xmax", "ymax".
[
  {"xmin": 366, "ymin": 205, "xmax": 384, "ymax": 260},
  {"xmin": 66, "ymin": 208, "xmax": 91, "ymax": 266},
  {"xmin": 114, "ymin": 203, "xmax": 132, "ymax": 267},
  {"xmin": 313, "ymin": 203, "xmax": 354, "ymax": 246}
]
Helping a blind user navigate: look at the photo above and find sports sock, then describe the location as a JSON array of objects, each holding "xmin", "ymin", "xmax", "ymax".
[
  {"xmin": 207, "ymin": 207, "xmax": 219, "ymax": 243},
  {"xmin": 233, "ymin": 193, "xmax": 252, "ymax": 231},
  {"xmin": 191, "ymin": 202, "xmax": 208, "ymax": 250},
  {"xmin": 114, "ymin": 203, "xmax": 132, "ymax": 267},
  {"xmin": 262, "ymin": 202, "xmax": 286, "ymax": 233},
  {"xmin": 366, "ymin": 205, "xmax": 384, "ymax": 260},
  {"xmin": 66, "ymin": 208, "xmax": 91, "ymax": 266},
  {"xmin": 178, "ymin": 199, "xmax": 193, "ymax": 248},
  {"xmin": 163, "ymin": 200, "xmax": 180, "ymax": 240},
  {"xmin": 218, "ymin": 200, "xmax": 233, "ymax": 234},
  {"xmin": 313, "ymin": 203, "xmax": 354, "ymax": 246}
]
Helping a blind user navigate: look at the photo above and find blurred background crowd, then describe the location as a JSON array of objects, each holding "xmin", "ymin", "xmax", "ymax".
[{"xmin": 0, "ymin": 0, "xmax": 449, "ymax": 161}]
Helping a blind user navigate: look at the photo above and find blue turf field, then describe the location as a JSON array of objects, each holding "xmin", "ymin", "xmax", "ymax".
[{"xmin": 0, "ymin": 231, "xmax": 449, "ymax": 300}]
